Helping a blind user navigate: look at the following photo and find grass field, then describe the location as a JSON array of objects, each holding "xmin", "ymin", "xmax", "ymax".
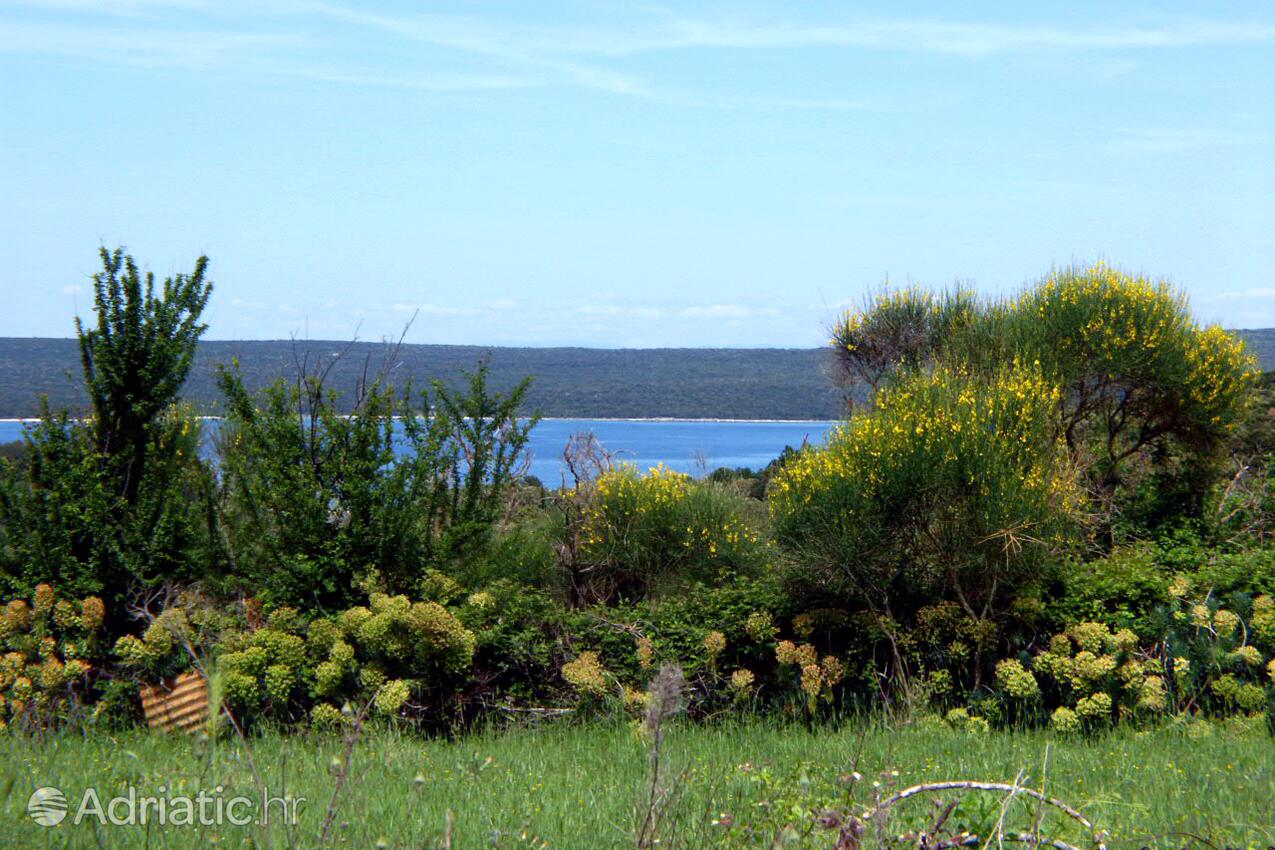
[{"xmin": 1, "ymin": 719, "xmax": 1272, "ymax": 849}]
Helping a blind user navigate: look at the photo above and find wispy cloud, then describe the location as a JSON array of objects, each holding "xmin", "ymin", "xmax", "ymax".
[
  {"xmin": 0, "ymin": 20, "xmax": 307, "ymax": 69},
  {"xmin": 391, "ymin": 302, "xmax": 481, "ymax": 316},
  {"xmin": 1202, "ymin": 288, "xmax": 1275, "ymax": 303},
  {"xmin": 6, "ymin": 2, "xmax": 1273, "ymax": 107},
  {"xmin": 1104, "ymin": 127, "xmax": 1270, "ymax": 154},
  {"xmin": 573, "ymin": 304, "xmax": 665, "ymax": 319},
  {"xmin": 680, "ymin": 304, "xmax": 750, "ymax": 319}
]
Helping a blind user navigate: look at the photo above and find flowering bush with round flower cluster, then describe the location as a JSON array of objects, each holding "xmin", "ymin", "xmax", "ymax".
[
  {"xmin": 0, "ymin": 585, "xmax": 105, "ymax": 731},
  {"xmin": 1157, "ymin": 593, "xmax": 1275, "ymax": 718},
  {"xmin": 561, "ymin": 651, "xmax": 609, "ymax": 697},
  {"xmin": 994, "ymin": 658, "xmax": 1039, "ymax": 701},
  {"xmin": 215, "ymin": 617, "xmax": 308, "ymax": 718},
  {"xmin": 728, "ymin": 668, "xmax": 755, "ymax": 699},
  {"xmin": 306, "ymin": 592, "xmax": 476, "ymax": 724},
  {"xmin": 774, "ymin": 639, "xmax": 844, "ymax": 712}
]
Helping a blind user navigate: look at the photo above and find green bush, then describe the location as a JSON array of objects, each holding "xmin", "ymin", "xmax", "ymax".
[
  {"xmin": 0, "ymin": 585, "xmax": 107, "ymax": 731},
  {"xmin": 306, "ymin": 592, "xmax": 476, "ymax": 723},
  {"xmin": 216, "ymin": 361, "xmax": 536, "ymax": 610},
  {"xmin": 0, "ymin": 247, "xmax": 220, "ymax": 626},
  {"xmin": 561, "ymin": 464, "xmax": 768, "ymax": 603},
  {"xmin": 772, "ymin": 364, "xmax": 1081, "ymax": 627},
  {"xmin": 1047, "ymin": 546, "xmax": 1172, "ymax": 639},
  {"xmin": 830, "ymin": 263, "xmax": 1259, "ymax": 531}
]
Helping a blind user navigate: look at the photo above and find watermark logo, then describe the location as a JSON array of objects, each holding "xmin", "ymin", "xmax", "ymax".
[
  {"xmin": 27, "ymin": 787, "xmax": 68, "ymax": 827},
  {"xmin": 25, "ymin": 784, "xmax": 303, "ymax": 828}
]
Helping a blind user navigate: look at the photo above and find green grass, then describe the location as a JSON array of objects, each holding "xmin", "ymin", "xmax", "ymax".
[{"xmin": 1, "ymin": 719, "xmax": 1272, "ymax": 848}]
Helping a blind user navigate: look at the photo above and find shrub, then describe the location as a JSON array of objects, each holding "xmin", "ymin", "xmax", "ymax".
[
  {"xmin": 1, "ymin": 585, "xmax": 107, "ymax": 731},
  {"xmin": 1005, "ymin": 264, "xmax": 1256, "ymax": 485},
  {"xmin": 216, "ymin": 359, "xmax": 536, "ymax": 610},
  {"xmin": 829, "ymin": 263, "xmax": 1259, "ymax": 531},
  {"xmin": 830, "ymin": 287, "xmax": 981, "ymax": 394},
  {"xmin": 306, "ymin": 592, "xmax": 476, "ymax": 724},
  {"xmin": 454, "ymin": 580, "xmax": 564, "ymax": 709},
  {"xmin": 0, "ymin": 400, "xmax": 216, "ymax": 629},
  {"xmin": 772, "ymin": 364, "xmax": 1081, "ymax": 627},
  {"xmin": 0, "ymin": 247, "xmax": 219, "ymax": 625},
  {"xmin": 565, "ymin": 464, "xmax": 766, "ymax": 603}
]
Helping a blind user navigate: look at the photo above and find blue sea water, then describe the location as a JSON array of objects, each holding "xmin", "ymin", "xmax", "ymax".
[{"xmin": 0, "ymin": 418, "xmax": 838, "ymax": 483}]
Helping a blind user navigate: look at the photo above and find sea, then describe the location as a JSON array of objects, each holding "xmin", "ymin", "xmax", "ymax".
[{"xmin": 0, "ymin": 418, "xmax": 838, "ymax": 484}]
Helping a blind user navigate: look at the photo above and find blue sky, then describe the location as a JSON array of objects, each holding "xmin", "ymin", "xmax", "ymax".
[{"xmin": 1, "ymin": 1, "xmax": 1272, "ymax": 347}]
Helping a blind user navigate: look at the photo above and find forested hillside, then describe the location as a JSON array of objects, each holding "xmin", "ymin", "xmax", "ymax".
[
  {"xmin": 0, "ymin": 338, "xmax": 846, "ymax": 419},
  {"xmin": 4, "ymin": 329, "xmax": 1273, "ymax": 420}
]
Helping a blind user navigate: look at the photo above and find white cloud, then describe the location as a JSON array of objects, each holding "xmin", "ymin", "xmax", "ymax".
[
  {"xmin": 1104, "ymin": 127, "xmax": 1269, "ymax": 154},
  {"xmin": 7, "ymin": 3, "xmax": 1273, "ymax": 106},
  {"xmin": 1202, "ymin": 288, "xmax": 1275, "ymax": 302},
  {"xmin": 573, "ymin": 304, "xmax": 664, "ymax": 319},
  {"xmin": 679, "ymin": 304, "xmax": 751, "ymax": 319},
  {"xmin": 390, "ymin": 302, "xmax": 480, "ymax": 316}
]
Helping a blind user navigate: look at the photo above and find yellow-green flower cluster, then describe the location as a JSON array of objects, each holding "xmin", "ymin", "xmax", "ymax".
[
  {"xmin": 728, "ymin": 668, "xmax": 755, "ymax": 696},
  {"xmin": 1210, "ymin": 674, "xmax": 1267, "ymax": 712},
  {"xmin": 1, "ymin": 586, "xmax": 106, "ymax": 729},
  {"xmin": 702, "ymin": 630, "xmax": 726, "ymax": 661},
  {"xmin": 1074, "ymin": 691, "xmax": 1113, "ymax": 722},
  {"xmin": 1251, "ymin": 595, "xmax": 1275, "ymax": 647},
  {"xmin": 635, "ymin": 636, "xmax": 654, "ymax": 670},
  {"xmin": 994, "ymin": 658, "xmax": 1039, "ymax": 700},
  {"xmin": 218, "ymin": 624, "xmax": 306, "ymax": 712},
  {"xmin": 373, "ymin": 679, "xmax": 411, "ymax": 715},
  {"xmin": 944, "ymin": 707, "xmax": 990, "ymax": 734},
  {"xmin": 776, "ymin": 639, "xmax": 844, "ymax": 709},
  {"xmin": 1050, "ymin": 706, "xmax": 1080, "ymax": 734},
  {"xmin": 744, "ymin": 611, "xmax": 777, "ymax": 642},
  {"xmin": 308, "ymin": 593, "xmax": 476, "ymax": 721},
  {"xmin": 561, "ymin": 651, "xmax": 609, "ymax": 697}
]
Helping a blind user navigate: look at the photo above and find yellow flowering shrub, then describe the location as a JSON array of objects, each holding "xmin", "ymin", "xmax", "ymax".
[
  {"xmin": 1004, "ymin": 264, "xmax": 1257, "ymax": 510},
  {"xmin": 830, "ymin": 264, "xmax": 1257, "ymax": 533},
  {"xmin": 830, "ymin": 287, "xmax": 979, "ymax": 392},
  {"xmin": 772, "ymin": 363, "xmax": 1081, "ymax": 620},
  {"xmin": 561, "ymin": 651, "xmax": 609, "ymax": 697},
  {"xmin": 574, "ymin": 464, "xmax": 765, "ymax": 601}
]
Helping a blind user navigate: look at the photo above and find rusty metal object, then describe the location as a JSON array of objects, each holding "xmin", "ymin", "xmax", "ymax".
[{"xmin": 139, "ymin": 671, "xmax": 210, "ymax": 733}]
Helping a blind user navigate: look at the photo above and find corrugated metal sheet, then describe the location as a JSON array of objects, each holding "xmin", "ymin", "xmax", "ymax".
[{"xmin": 139, "ymin": 672, "xmax": 210, "ymax": 734}]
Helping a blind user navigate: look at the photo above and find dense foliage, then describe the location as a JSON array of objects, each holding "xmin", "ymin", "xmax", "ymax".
[
  {"xmin": 0, "ymin": 249, "xmax": 219, "ymax": 624},
  {"xmin": 832, "ymin": 263, "xmax": 1259, "ymax": 537},
  {"xmin": 216, "ymin": 360, "xmax": 535, "ymax": 610},
  {"xmin": 1, "ymin": 252, "xmax": 1274, "ymax": 741}
]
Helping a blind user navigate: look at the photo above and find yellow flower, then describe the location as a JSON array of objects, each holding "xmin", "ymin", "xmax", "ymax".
[
  {"xmin": 561, "ymin": 651, "xmax": 608, "ymax": 696},
  {"xmin": 635, "ymin": 636, "xmax": 654, "ymax": 670}
]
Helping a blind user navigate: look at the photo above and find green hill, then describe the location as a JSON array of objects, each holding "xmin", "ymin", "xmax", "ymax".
[
  {"xmin": 0, "ymin": 338, "xmax": 846, "ymax": 420},
  {"xmin": 4, "ymin": 330, "xmax": 1270, "ymax": 421}
]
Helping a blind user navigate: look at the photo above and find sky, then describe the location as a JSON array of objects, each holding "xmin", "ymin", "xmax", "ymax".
[{"xmin": 1, "ymin": 1, "xmax": 1273, "ymax": 347}]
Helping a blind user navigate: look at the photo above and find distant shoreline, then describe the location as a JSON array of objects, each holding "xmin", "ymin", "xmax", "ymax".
[{"xmin": 0, "ymin": 416, "xmax": 839, "ymax": 425}]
